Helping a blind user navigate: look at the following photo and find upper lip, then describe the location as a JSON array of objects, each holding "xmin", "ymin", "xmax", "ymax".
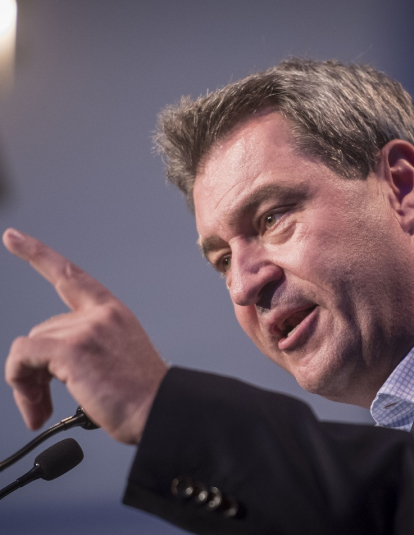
[{"xmin": 261, "ymin": 302, "xmax": 317, "ymax": 338}]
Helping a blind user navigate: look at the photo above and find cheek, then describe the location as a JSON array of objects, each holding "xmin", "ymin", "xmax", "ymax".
[{"xmin": 294, "ymin": 217, "xmax": 354, "ymax": 284}]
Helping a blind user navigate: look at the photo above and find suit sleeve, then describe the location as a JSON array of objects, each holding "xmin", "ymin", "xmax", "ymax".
[{"xmin": 123, "ymin": 367, "xmax": 414, "ymax": 535}]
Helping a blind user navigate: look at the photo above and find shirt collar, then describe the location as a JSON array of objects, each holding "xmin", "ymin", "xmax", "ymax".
[{"xmin": 370, "ymin": 346, "xmax": 414, "ymax": 431}]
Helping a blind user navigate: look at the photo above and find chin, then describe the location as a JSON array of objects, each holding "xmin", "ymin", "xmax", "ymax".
[
  {"xmin": 290, "ymin": 355, "xmax": 354, "ymax": 401},
  {"xmin": 294, "ymin": 374, "xmax": 330, "ymax": 397}
]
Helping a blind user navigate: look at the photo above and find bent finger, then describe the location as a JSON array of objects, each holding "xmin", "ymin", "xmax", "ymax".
[
  {"xmin": 13, "ymin": 387, "xmax": 53, "ymax": 430},
  {"xmin": 5, "ymin": 336, "xmax": 68, "ymax": 386},
  {"xmin": 6, "ymin": 336, "xmax": 61, "ymax": 429},
  {"xmin": 28, "ymin": 311, "xmax": 87, "ymax": 338}
]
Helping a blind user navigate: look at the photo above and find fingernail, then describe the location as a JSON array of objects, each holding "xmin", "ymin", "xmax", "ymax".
[{"xmin": 7, "ymin": 228, "xmax": 26, "ymax": 242}]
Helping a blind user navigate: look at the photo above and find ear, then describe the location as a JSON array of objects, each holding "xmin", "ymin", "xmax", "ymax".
[{"xmin": 379, "ymin": 140, "xmax": 414, "ymax": 234}]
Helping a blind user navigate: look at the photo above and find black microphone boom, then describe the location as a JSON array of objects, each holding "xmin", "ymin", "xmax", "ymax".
[
  {"xmin": 0, "ymin": 406, "xmax": 97, "ymax": 472},
  {"xmin": 0, "ymin": 438, "xmax": 84, "ymax": 501}
]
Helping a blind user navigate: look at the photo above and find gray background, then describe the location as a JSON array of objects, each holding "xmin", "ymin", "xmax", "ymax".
[{"xmin": 0, "ymin": 0, "xmax": 413, "ymax": 533}]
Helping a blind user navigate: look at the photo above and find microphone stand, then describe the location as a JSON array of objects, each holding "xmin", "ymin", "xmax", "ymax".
[
  {"xmin": 0, "ymin": 407, "xmax": 98, "ymax": 472},
  {"xmin": 0, "ymin": 466, "xmax": 42, "ymax": 499}
]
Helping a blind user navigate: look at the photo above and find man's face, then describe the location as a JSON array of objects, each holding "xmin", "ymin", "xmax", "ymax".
[{"xmin": 194, "ymin": 112, "xmax": 414, "ymax": 407}]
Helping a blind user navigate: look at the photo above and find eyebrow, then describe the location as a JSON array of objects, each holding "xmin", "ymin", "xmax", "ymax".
[
  {"xmin": 198, "ymin": 182, "xmax": 307, "ymax": 259},
  {"xmin": 198, "ymin": 235, "xmax": 227, "ymax": 259}
]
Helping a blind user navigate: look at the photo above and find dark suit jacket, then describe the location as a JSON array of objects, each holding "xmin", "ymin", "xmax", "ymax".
[{"xmin": 123, "ymin": 367, "xmax": 414, "ymax": 534}]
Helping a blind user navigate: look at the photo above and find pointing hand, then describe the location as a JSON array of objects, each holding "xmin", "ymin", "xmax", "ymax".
[{"xmin": 3, "ymin": 228, "xmax": 168, "ymax": 444}]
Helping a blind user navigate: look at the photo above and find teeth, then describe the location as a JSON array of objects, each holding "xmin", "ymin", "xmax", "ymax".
[
  {"xmin": 286, "ymin": 324, "xmax": 299, "ymax": 338},
  {"xmin": 282, "ymin": 305, "xmax": 317, "ymax": 338}
]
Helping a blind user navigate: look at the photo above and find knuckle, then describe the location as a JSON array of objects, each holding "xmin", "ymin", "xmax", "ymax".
[
  {"xmin": 28, "ymin": 325, "xmax": 38, "ymax": 337},
  {"xmin": 64, "ymin": 305, "xmax": 126, "ymax": 356},
  {"xmin": 62, "ymin": 260, "xmax": 83, "ymax": 280},
  {"xmin": 61, "ymin": 337, "xmax": 102, "ymax": 374},
  {"xmin": 68, "ymin": 326, "xmax": 103, "ymax": 356},
  {"xmin": 9, "ymin": 335, "xmax": 28, "ymax": 355},
  {"xmin": 58, "ymin": 260, "xmax": 85, "ymax": 287},
  {"xmin": 99, "ymin": 303, "xmax": 123, "ymax": 325},
  {"xmin": 88, "ymin": 303, "xmax": 127, "ymax": 333},
  {"xmin": 55, "ymin": 261, "xmax": 88, "ymax": 294},
  {"xmin": 83, "ymin": 312, "xmax": 116, "ymax": 345},
  {"xmin": 29, "ymin": 322, "xmax": 45, "ymax": 338}
]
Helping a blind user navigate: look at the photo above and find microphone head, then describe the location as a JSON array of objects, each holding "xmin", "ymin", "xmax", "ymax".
[{"xmin": 34, "ymin": 438, "xmax": 84, "ymax": 481}]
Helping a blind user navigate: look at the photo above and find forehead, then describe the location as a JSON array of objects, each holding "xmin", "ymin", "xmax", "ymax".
[
  {"xmin": 193, "ymin": 112, "xmax": 312, "ymax": 232},
  {"xmin": 195, "ymin": 112, "xmax": 295, "ymax": 197}
]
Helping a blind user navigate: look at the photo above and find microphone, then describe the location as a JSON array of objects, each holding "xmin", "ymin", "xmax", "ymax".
[
  {"xmin": 0, "ymin": 406, "xmax": 98, "ymax": 472},
  {"xmin": 0, "ymin": 438, "xmax": 84, "ymax": 501}
]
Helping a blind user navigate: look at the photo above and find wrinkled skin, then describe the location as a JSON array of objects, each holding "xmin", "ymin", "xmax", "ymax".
[
  {"xmin": 3, "ymin": 228, "xmax": 168, "ymax": 444},
  {"xmin": 4, "ymin": 111, "xmax": 414, "ymax": 444},
  {"xmin": 194, "ymin": 112, "xmax": 414, "ymax": 407}
]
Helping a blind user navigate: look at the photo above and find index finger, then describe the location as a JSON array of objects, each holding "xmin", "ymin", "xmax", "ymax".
[{"xmin": 3, "ymin": 228, "xmax": 113, "ymax": 311}]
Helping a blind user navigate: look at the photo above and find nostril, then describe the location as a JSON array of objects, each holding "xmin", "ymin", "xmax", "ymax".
[{"xmin": 256, "ymin": 282, "xmax": 279, "ymax": 311}]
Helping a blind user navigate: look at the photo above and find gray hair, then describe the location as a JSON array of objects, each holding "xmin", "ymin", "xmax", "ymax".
[{"xmin": 155, "ymin": 58, "xmax": 414, "ymax": 211}]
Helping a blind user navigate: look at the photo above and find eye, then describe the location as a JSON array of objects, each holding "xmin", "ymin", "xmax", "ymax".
[
  {"xmin": 218, "ymin": 254, "xmax": 231, "ymax": 275},
  {"xmin": 263, "ymin": 212, "xmax": 280, "ymax": 230}
]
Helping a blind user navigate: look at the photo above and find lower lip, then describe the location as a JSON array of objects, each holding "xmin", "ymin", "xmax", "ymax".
[{"xmin": 277, "ymin": 306, "xmax": 319, "ymax": 351}]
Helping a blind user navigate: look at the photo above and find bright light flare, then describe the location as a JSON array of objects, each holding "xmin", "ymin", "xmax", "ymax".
[
  {"xmin": 0, "ymin": 0, "xmax": 17, "ymax": 97},
  {"xmin": 0, "ymin": 0, "xmax": 17, "ymax": 36}
]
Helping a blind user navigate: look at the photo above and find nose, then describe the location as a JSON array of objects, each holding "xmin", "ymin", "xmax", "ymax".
[{"xmin": 228, "ymin": 240, "xmax": 283, "ymax": 307}]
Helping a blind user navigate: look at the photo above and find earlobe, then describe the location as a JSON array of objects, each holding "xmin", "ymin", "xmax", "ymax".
[{"xmin": 381, "ymin": 140, "xmax": 414, "ymax": 234}]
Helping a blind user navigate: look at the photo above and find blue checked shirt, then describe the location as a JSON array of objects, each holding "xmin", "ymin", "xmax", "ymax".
[{"xmin": 370, "ymin": 346, "xmax": 414, "ymax": 432}]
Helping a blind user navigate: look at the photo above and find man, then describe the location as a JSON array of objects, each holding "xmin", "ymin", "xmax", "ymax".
[{"xmin": 3, "ymin": 58, "xmax": 414, "ymax": 533}]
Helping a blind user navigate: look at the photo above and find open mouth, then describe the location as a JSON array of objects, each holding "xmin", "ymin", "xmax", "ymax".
[{"xmin": 281, "ymin": 305, "xmax": 317, "ymax": 338}]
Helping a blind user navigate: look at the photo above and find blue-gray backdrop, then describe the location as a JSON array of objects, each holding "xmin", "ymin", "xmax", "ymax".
[{"xmin": 0, "ymin": 1, "xmax": 413, "ymax": 533}]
